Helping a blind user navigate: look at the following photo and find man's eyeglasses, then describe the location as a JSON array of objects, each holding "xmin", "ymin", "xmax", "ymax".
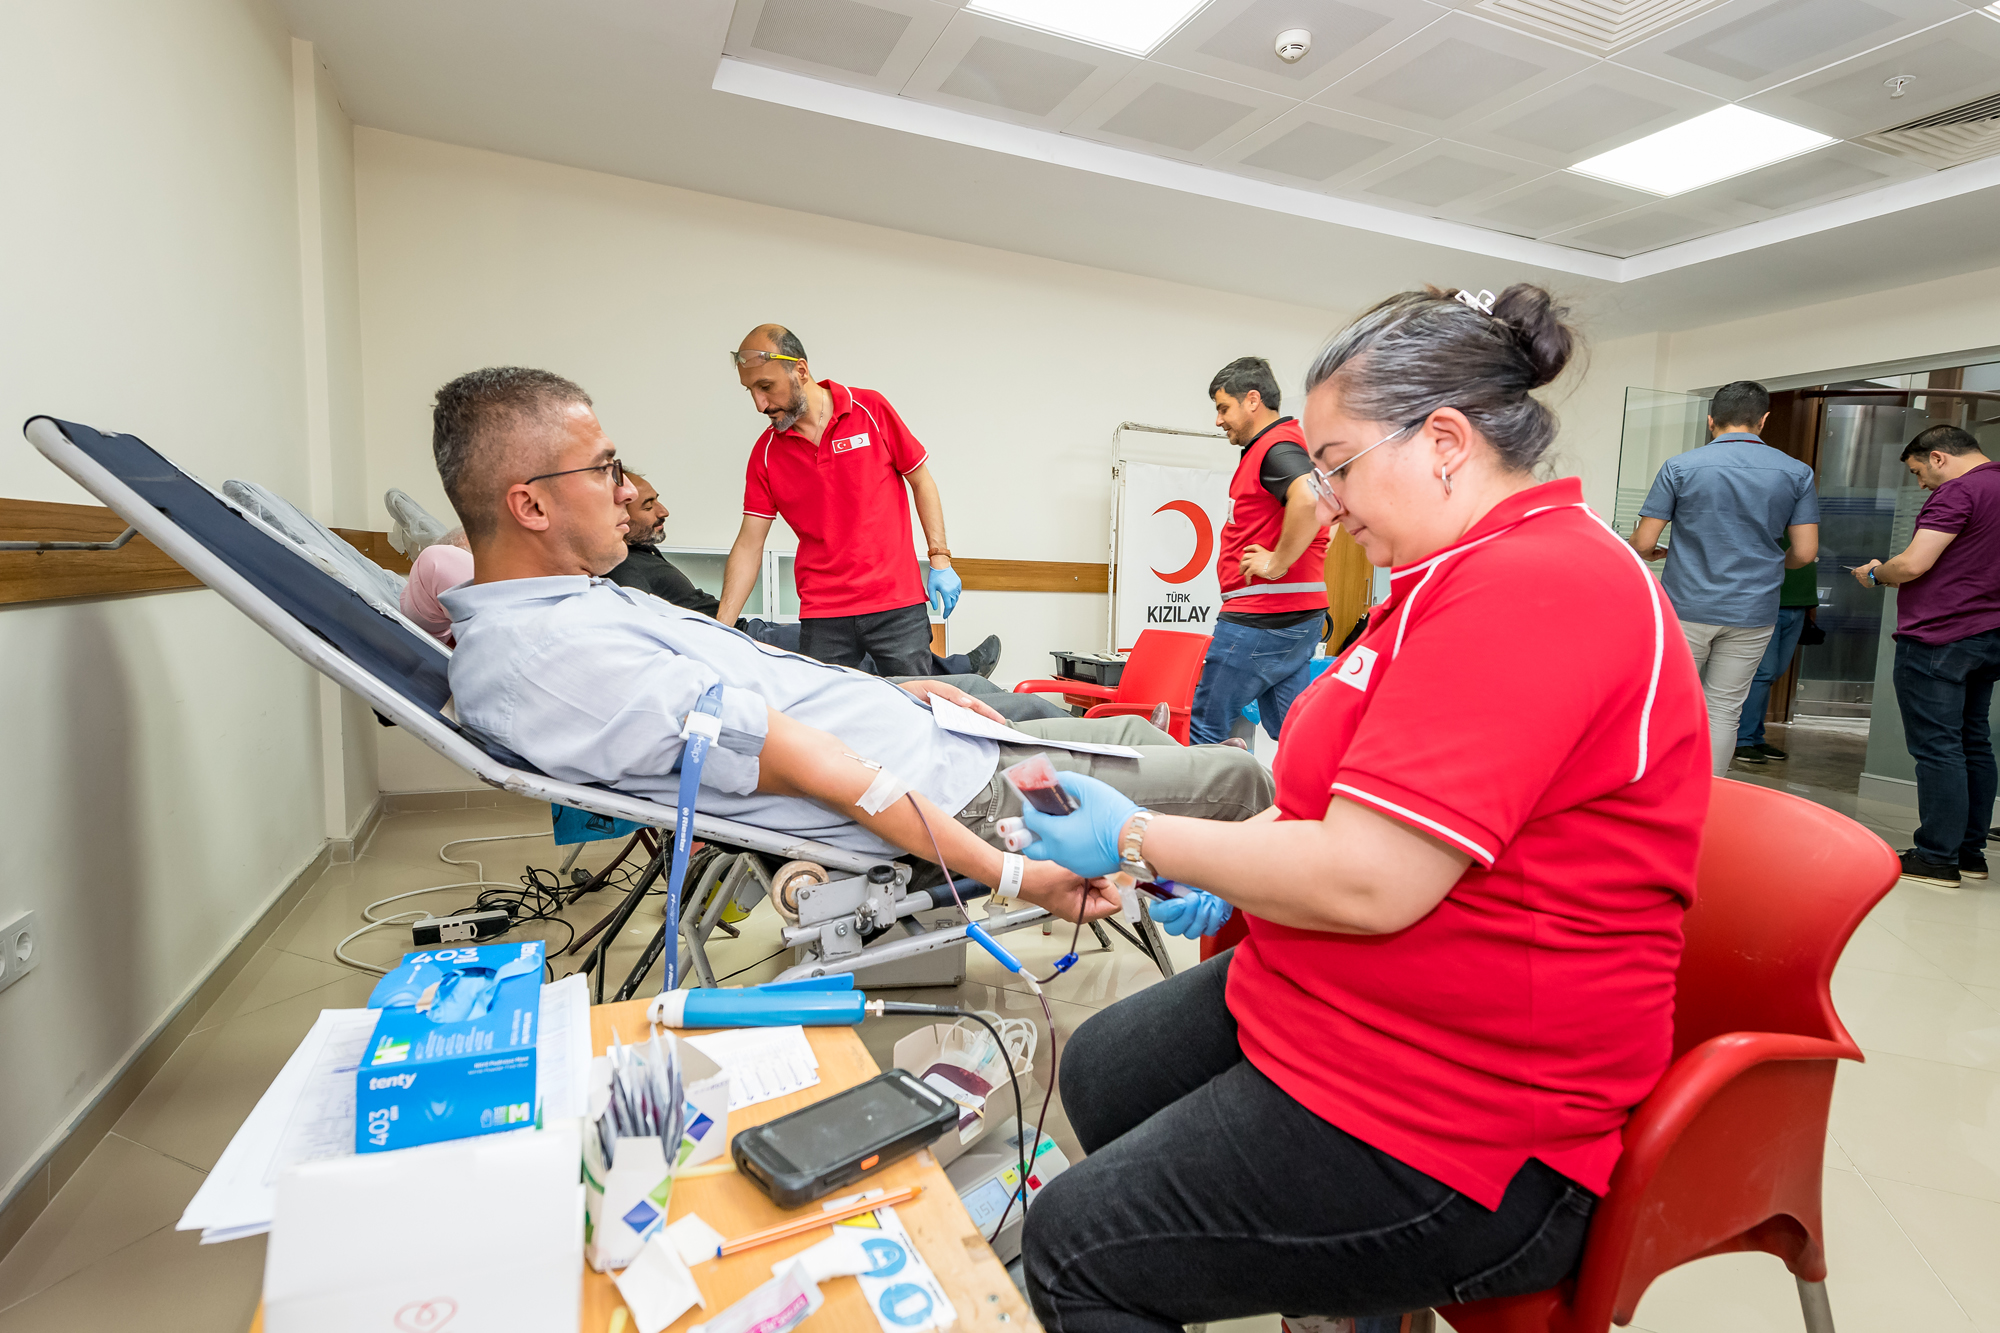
[
  {"xmin": 523, "ymin": 458, "xmax": 626, "ymax": 489},
  {"xmin": 1305, "ymin": 416, "xmax": 1430, "ymax": 521},
  {"xmin": 730, "ymin": 350, "xmax": 803, "ymax": 370}
]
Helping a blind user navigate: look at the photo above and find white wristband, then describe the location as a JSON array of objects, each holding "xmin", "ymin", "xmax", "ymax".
[{"xmin": 999, "ymin": 852, "xmax": 1026, "ymax": 898}]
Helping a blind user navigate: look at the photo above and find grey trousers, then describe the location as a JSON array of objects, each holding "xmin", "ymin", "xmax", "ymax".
[
  {"xmin": 1679, "ymin": 620, "xmax": 1777, "ymax": 777},
  {"xmin": 953, "ymin": 715, "xmax": 1275, "ymax": 852}
]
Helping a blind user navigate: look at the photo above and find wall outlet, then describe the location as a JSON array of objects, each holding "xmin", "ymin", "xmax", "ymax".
[{"xmin": 0, "ymin": 911, "xmax": 40, "ymax": 995}]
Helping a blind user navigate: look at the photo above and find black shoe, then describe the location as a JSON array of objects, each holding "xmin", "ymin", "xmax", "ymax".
[
  {"xmin": 1733, "ymin": 745, "xmax": 1767, "ymax": 765},
  {"xmin": 1752, "ymin": 741, "xmax": 1788, "ymax": 760},
  {"xmin": 1899, "ymin": 849, "xmax": 1961, "ymax": 888},
  {"xmin": 1962, "ymin": 851, "xmax": 1989, "ymax": 880},
  {"xmin": 966, "ymin": 634, "xmax": 1002, "ymax": 678}
]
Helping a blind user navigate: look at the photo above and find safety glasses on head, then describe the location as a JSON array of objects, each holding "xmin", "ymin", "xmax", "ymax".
[
  {"xmin": 524, "ymin": 457, "xmax": 626, "ymax": 490},
  {"xmin": 730, "ymin": 350, "xmax": 803, "ymax": 370},
  {"xmin": 1306, "ymin": 416, "xmax": 1430, "ymax": 523}
]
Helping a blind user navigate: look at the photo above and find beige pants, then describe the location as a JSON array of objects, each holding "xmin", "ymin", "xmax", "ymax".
[
  {"xmin": 952, "ymin": 715, "xmax": 1275, "ymax": 851},
  {"xmin": 1680, "ymin": 620, "xmax": 1777, "ymax": 777}
]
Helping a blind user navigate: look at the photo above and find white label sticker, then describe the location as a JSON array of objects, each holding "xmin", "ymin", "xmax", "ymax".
[
  {"xmin": 830, "ymin": 432, "xmax": 872, "ymax": 455},
  {"xmin": 1334, "ymin": 644, "xmax": 1378, "ymax": 692}
]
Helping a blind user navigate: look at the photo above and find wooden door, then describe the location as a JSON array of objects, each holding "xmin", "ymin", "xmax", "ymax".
[{"xmin": 1324, "ymin": 527, "xmax": 1373, "ymax": 646}]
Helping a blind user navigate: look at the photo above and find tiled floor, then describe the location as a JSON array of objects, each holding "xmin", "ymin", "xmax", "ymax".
[{"xmin": 4, "ymin": 723, "xmax": 1999, "ymax": 1332}]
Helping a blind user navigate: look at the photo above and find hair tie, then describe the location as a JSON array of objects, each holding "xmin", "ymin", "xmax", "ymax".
[{"xmin": 1453, "ymin": 288, "xmax": 1496, "ymax": 315}]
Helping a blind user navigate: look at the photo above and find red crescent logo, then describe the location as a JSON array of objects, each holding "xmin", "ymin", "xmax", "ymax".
[{"xmin": 1151, "ymin": 500, "xmax": 1213, "ymax": 585}]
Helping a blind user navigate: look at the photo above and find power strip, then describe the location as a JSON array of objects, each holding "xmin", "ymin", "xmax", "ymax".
[{"xmin": 412, "ymin": 909, "xmax": 511, "ymax": 946}]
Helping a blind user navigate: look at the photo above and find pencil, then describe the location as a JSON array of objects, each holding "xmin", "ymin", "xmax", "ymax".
[{"xmin": 717, "ymin": 1184, "xmax": 923, "ymax": 1256}]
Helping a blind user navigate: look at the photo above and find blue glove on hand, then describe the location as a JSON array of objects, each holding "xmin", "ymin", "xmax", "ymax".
[
  {"xmin": 1017, "ymin": 772, "xmax": 1136, "ymax": 879},
  {"xmin": 927, "ymin": 564, "xmax": 962, "ymax": 618},
  {"xmin": 1147, "ymin": 889, "xmax": 1232, "ymax": 939}
]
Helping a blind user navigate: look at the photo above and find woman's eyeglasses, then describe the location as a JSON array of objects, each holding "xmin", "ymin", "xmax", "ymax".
[
  {"xmin": 1306, "ymin": 417, "xmax": 1429, "ymax": 521},
  {"xmin": 524, "ymin": 458, "xmax": 626, "ymax": 489}
]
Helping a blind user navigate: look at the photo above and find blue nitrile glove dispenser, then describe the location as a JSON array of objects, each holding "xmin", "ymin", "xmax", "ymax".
[{"xmin": 356, "ymin": 941, "xmax": 545, "ymax": 1153}]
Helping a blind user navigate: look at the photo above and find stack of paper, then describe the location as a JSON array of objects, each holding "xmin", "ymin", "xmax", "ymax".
[
  {"xmin": 684, "ymin": 1025, "xmax": 820, "ymax": 1110},
  {"xmin": 179, "ymin": 973, "xmax": 592, "ymax": 1243}
]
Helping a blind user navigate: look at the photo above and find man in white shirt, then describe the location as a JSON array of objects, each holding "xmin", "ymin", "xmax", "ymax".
[{"xmin": 428, "ymin": 367, "xmax": 1271, "ymax": 910}]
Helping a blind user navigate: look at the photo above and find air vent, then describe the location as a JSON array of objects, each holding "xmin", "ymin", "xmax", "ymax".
[
  {"xmin": 1473, "ymin": 0, "xmax": 1732, "ymax": 52},
  {"xmin": 1860, "ymin": 91, "xmax": 2000, "ymax": 169}
]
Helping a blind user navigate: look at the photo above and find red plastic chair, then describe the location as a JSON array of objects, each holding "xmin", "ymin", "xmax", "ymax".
[
  {"xmin": 1436, "ymin": 778, "xmax": 1898, "ymax": 1333},
  {"xmin": 1012, "ymin": 629, "xmax": 1209, "ymax": 744}
]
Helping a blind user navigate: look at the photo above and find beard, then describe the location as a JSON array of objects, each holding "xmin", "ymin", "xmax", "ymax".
[
  {"xmin": 625, "ymin": 518, "xmax": 664, "ymax": 547},
  {"xmin": 769, "ymin": 371, "xmax": 809, "ymax": 433}
]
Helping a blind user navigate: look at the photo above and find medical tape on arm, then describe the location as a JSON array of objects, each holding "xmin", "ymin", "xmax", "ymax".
[{"xmin": 844, "ymin": 753, "xmax": 911, "ymax": 816}]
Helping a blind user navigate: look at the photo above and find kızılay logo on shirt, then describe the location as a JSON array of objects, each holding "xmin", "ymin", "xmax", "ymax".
[
  {"xmin": 1335, "ymin": 644, "xmax": 1378, "ymax": 692},
  {"xmin": 830, "ymin": 431, "xmax": 872, "ymax": 455}
]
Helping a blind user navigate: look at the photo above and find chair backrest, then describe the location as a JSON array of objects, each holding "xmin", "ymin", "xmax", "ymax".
[
  {"xmin": 1112, "ymin": 630, "xmax": 1210, "ymax": 708},
  {"xmin": 1673, "ymin": 778, "xmax": 1897, "ymax": 1058}
]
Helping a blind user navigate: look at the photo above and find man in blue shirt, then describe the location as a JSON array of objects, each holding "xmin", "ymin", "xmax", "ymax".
[{"xmin": 1631, "ymin": 381, "xmax": 1820, "ymax": 777}]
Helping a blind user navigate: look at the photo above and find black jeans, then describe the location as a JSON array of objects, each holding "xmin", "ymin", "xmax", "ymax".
[
  {"xmin": 1023, "ymin": 951, "xmax": 1595, "ymax": 1333},
  {"xmin": 798, "ymin": 602, "xmax": 934, "ymax": 677},
  {"xmin": 1894, "ymin": 628, "xmax": 2000, "ymax": 862}
]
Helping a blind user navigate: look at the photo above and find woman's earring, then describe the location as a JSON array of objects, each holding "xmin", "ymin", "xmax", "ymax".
[{"xmin": 1441, "ymin": 467, "xmax": 1453, "ymax": 497}]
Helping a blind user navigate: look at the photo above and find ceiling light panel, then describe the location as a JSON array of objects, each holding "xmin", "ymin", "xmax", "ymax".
[
  {"xmin": 1568, "ymin": 104, "xmax": 1834, "ymax": 195},
  {"xmin": 902, "ymin": 11, "xmax": 1138, "ymax": 128},
  {"xmin": 1454, "ymin": 63, "xmax": 1725, "ymax": 166},
  {"xmin": 1065, "ymin": 64, "xmax": 1292, "ymax": 161},
  {"xmin": 1742, "ymin": 13, "xmax": 2000, "ymax": 138},
  {"xmin": 1209, "ymin": 104, "xmax": 1433, "ymax": 187},
  {"xmin": 963, "ymin": 0, "xmax": 1211, "ymax": 55},
  {"xmin": 1613, "ymin": 0, "xmax": 1968, "ymax": 100},
  {"xmin": 724, "ymin": 0, "xmax": 953, "ymax": 92},
  {"xmin": 1345, "ymin": 139, "xmax": 1549, "ymax": 213},
  {"xmin": 1313, "ymin": 12, "xmax": 1595, "ymax": 135},
  {"xmin": 1148, "ymin": 0, "xmax": 1447, "ymax": 99}
]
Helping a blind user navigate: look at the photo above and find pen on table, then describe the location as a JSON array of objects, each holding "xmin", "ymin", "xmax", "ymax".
[{"xmin": 715, "ymin": 1184, "xmax": 923, "ymax": 1257}]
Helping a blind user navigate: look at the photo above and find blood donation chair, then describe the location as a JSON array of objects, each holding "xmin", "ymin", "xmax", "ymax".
[
  {"xmin": 23, "ymin": 415, "xmax": 1180, "ymax": 999},
  {"xmin": 1011, "ymin": 628, "xmax": 1209, "ymax": 743},
  {"xmin": 1435, "ymin": 778, "xmax": 1898, "ymax": 1333}
]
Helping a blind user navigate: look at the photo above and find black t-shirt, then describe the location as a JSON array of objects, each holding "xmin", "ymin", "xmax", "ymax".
[
  {"xmin": 607, "ymin": 545, "xmax": 721, "ymax": 617},
  {"xmin": 1222, "ymin": 418, "xmax": 1326, "ymax": 632}
]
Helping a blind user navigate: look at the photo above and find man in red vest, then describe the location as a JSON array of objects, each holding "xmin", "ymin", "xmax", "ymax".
[{"xmin": 1188, "ymin": 357, "xmax": 1331, "ymax": 745}]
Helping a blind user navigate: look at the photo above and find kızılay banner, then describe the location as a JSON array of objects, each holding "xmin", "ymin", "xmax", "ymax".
[{"xmin": 1112, "ymin": 460, "xmax": 1231, "ymax": 651}]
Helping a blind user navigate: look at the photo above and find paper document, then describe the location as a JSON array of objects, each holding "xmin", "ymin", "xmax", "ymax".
[
  {"xmin": 180, "ymin": 977, "xmax": 591, "ymax": 1243},
  {"xmin": 684, "ymin": 1026, "xmax": 820, "ymax": 1110},
  {"xmin": 928, "ymin": 697, "xmax": 1140, "ymax": 758}
]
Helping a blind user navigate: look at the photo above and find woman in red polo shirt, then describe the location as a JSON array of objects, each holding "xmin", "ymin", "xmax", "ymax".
[{"xmin": 1013, "ymin": 285, "xmax": 1708, "ymax": 1332}]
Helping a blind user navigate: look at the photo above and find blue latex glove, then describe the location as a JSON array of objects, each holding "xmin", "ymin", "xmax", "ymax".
[
  {"xmin": 1017, "ymin": 772, "xmax": 1136, "ymax": 879},
  {"xmin": 927, "ymin": 564, "xmax": 962, "ymax": 618},
  {"xmin": 1147, "ymin": 889, "xmax": 1232, "ymax": 939}
]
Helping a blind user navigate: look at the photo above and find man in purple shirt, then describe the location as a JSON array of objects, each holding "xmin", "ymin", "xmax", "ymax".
[{"xmin": 1853, "ymin": 425, "xmax": 2000, "ymax": 886}]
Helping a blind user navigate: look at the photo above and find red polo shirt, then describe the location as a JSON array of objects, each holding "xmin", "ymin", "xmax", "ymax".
[
  {"xmin": 1229, "ymin": 477, "xmax": 1709, "ymax": 1208},
  {"xmin": 743, "ymin": 380, "xmax": 929, "ymax": 619}
]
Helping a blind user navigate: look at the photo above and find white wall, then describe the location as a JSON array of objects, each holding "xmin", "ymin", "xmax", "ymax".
[
  {"xmin": 352, "ymin": 129, "xmax": 1346, "ymax": 696},
  {"xmin": 0, "ymin": 3, "xmax": 365, "ymax": 1207}
]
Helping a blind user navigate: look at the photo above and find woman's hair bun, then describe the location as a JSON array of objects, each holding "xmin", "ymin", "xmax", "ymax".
[{"xmin": 1487, "ymin": 284, "xmax": 1575, "ymax": 389}]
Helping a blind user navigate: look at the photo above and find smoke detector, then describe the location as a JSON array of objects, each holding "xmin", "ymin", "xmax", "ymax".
[
  {"xmin": 1886, "ymin": 74, "xmax": 1916, "ymax": 98},
  {"xmin": 1275, "ymin": 28, "xmax": 1311, "ymax": 63}
]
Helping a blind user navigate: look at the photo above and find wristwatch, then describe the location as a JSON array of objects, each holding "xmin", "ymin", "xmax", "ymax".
[{"xmin": 1119, "ymin": 809, "xmax": 1159, "ymax": 882}]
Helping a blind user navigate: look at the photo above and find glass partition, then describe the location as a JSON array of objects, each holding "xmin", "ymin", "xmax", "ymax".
[{"xmin": 1613, "ymin": 387, "xmax": 1708, "ymax": 543}]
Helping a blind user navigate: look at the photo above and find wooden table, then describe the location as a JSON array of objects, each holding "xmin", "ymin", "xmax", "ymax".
[{"xmin": 252, "ymin": 1000, "xmax": 1038, "ymax": 1333}]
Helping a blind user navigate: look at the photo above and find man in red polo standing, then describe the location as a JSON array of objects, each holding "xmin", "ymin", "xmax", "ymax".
[
  {"xmin": 1188, "ymin": 356, "xmax": 1331, "ymax": 745},
  {"xmin": 718, "ymin": 324, "xmax": 969, "ymax": 677}
]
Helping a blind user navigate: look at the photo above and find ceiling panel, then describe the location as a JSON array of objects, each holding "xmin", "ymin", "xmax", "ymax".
[
  {"xmin": 1445, "ymin": 0, "xmax": 1737, "ymax": 54},
  {"xmin": 723, "ymin": 0, "xmax": 954, "ymax": 92},
  {"xmin": 902, "ymin": 12, "xmax": 1136, "ymax": 128},
  {"xmin": 1208, "ymin": 103, "xmax": 1433, "ymax": 187},
  {"xmin": 1544, "ymin": 198, "xmax": 1748, "ymax": 253},
  {"xmin": 1665, "ymin": 139, "xmax": 1930, "ymax": 214},
  {"xmin": 1064, "ymin": 64, "xmax": 1293, "ymax": 162},
  {"xmin": 1313, "ymin": 12, "xmax": 1598, "ymax": 135},
  {"xmin": 1150, "ymin": 0, "xmax": 1448, "ymax": 99},
  {"xmin": 1455, "ymin": 63, "xmax": 1725, "ymax": 166},
  {"xmin": 1447, "ymin": 170, "xmax": 1660, "ymax": 236},
  {"xmin": 1743, "ymin": 13, "xmax": 2000, "ymax": 137},
  {"xmin": 1343, "ymin": 138, "xmax": 1549, "ymax": 213},
  {"xmin": 1613, "ymin": 0, "xmax": 1968, "ymax": 100}
]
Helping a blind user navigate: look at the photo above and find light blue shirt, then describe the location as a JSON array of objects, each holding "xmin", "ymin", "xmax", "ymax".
[
  {"xmin": 438, "ymin": 577, "xmax": 999, "ymax": 854},
  {"xmin": 1639, "ymin": 433, "xmax": 1819, "ymax": 628}
]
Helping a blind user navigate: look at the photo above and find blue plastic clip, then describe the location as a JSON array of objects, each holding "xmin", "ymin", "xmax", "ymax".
[{"xmin": 1053, "ymin": 952, "xmax": 1079, "ymax": 975}]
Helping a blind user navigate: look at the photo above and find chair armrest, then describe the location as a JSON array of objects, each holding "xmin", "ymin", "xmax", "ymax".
[
  {"xmin": 1084, "ymin": 701, "xmax": 1186, "ymax": 720},
  {"xmin": 1012, "ymin": 678, "xmax": 1114, "ymax": 700}
]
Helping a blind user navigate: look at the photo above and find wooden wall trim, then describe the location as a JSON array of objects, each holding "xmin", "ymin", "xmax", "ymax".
[
  {"xmin": 953, "ymin": 558, "xmax": 1108, "ymax": 594},
  {"xmin": 0, "ymin": 499, "xmax": 200, "ymax": 606}
]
